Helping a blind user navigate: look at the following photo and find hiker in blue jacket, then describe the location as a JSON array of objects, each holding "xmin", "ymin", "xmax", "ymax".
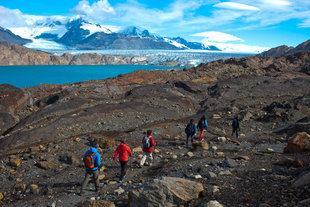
[
  {"xmin": 231, "ymin": 117, "xmax": 240, "ymax": 138},
  {"xmin": 185, "ymin": 119, "xmax": 196, "ymax": 146},
  {"xmin": 80, "ymin": 141, "xmax": 101, "ymax": 195}
]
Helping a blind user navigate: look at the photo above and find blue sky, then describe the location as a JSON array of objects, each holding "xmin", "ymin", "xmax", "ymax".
[{"xmin": 0, "ymin": 0, "xmax": 309, "ymax": 52}]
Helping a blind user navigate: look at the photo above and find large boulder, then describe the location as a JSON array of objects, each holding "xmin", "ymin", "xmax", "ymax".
[
  {"xmin": 128, "ymin": 177, "xmax": 204, "ymax": 207},
  {"xmin": 76, "ymin": 200, "xmax": 115, "ymax": 207},
  {"xmin": 283, "ymin": 132, "xmax": 310, "ymax": 153}
]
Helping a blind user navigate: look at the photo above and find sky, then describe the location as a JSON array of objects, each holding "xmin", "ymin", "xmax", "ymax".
[{"xmin": 0, "ymin": 0, "xmax": 309, "ymax": 52}]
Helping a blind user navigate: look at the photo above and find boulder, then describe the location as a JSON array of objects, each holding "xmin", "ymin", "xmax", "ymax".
[
  {"xmin": 192, "ymin": 141, "xmax": 209, "ymax": 151},
  {"xmin": 36, "ymin": 161, "xmax": 56, "ymax": 170},
  {"xmin": 76, "ymin": 200, "xmax": 115, "ymax": 207},
  {"xmin": 58, "ymin": 153, "xmax": 80, "ymax": 166},
  {"xmin": 128, "ymin": 177, "xmax": 203, "ymax": 207},
  {"xmin": 283, "ymin": 132, "xmax": 310, "ymax": 153},
  {"xmin": 292, "ymin": 172, "xmax": 310, "ymax": 188}
]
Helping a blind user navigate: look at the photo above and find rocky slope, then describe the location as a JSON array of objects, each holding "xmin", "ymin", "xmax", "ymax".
[
  {"xmin": 0, "ymin": 27, "xmax": 32, "ymax": 46},
  {"xmin": 0, "ymin": 50, "xmax": 310, "ymax": 206},
  {"xmin": 257, "ymin": 39, "xmax": 310, "ymax": 58}
]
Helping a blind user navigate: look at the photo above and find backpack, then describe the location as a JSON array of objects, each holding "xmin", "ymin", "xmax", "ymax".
[
  {"xmin": 198, "ymin": 119, "xmax": 206, "ymax": 129},
  {"xmin": 233, "ymin": 119, "xmax": 238, "ymax": 128},
  {"xmin": 185, "ymin": 123, "xmax": 195, "ymax": 135},
  {"xmin": 142, "ymin": 136, "xmax": 151, "ymax": 148},
  {"xmin": 84, "ymin": 151, "xmax": 96, "ymax": 169}
]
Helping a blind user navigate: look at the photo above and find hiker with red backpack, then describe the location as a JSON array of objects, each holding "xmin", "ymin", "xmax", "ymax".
[
  {"xmin": 140, "ymin": 130, "xmax": 157, "ymax": 167},
  {"xmin": 113, "ymin": 139, "xmax": 132, "ymax": 182},
  {"xmin": 185, "ymin": 119, "xmax": 196, "ymax": 146},
  {"xmin": 197, "ymin": 115, "xmax": 208, "ymax": 142},
  {"xmin": 80, "ymin": 141, "xmax": 101, "ymax": 195}
]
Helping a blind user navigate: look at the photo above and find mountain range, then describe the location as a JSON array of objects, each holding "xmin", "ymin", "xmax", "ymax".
[{"xmin": 1, "ymin": 17, "xmax": 220, "ymax": 51}]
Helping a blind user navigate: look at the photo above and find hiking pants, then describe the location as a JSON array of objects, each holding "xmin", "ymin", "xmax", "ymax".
[
  {"xmin": 120, "ymin": 161, "xmax": 127, "ymax": 180},
  {"xmin": 199, "ymin": 129, "xmax": 205, "ymax": 141},
  {"xmin": 81, "ymin": 169, "xmax": 100, "ymax": 192},
  {"xmin": 186, "ymin": 134, "xmax": 195, "ymax": 145},
  {"xmin": 232, "ymin": 127, "xmax": 239, "ymax": 138},
  {"xmin": 140, "ymin": 151, "xmax": 153, "ymax": 166}
]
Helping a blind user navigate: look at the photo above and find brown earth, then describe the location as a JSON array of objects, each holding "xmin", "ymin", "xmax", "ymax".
[{"xmin": 0, "ymin": 50, "xmax": 310, "ymax": 206}]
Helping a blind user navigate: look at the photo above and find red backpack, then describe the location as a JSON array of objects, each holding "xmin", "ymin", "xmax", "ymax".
[{"xmin": 84, "ymin": 151, "xmax": 96, "ymax": 169}]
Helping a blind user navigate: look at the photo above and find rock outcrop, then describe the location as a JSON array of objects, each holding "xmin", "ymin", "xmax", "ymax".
[
  {"xmin": 257, "ymin": 39, "xmax": 310, "ymax": 58},
  {"xmin": 128, "ymin": 177, "xmax": 203, "ymax": 207}
]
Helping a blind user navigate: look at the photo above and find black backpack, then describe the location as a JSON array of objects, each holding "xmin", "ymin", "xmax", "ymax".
[
  {"xmin": 185, "ymin": 123, "xmax": 195, "ymax": 134},
  {"xmin": 142, "ymin": 136, "xmax": 151, "ymax": 148},
  {"xmin": 198, "ymin": 119, "xmax": 205, "ymax": 129}
]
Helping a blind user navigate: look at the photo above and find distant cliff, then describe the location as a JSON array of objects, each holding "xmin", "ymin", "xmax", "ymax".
[
  {"xmin": 0, "ymin": 26, "xmax": 32, "ymax": 45},
  {"xmin": 257, "ymin": 39, "xmax": 310, "ymax": 58},
  {"xmin": 0, "ymin": 41, "xmax": 149, "ymax": 66}
]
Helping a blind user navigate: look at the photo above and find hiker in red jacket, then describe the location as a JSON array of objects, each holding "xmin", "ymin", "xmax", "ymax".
[
  {"xmin": 140, "ymin": 130, "xmax": 157, "ymax": 167},
  {"xmin": 113, "ymin": 139, "xmax": 132, "ymax": 182}
]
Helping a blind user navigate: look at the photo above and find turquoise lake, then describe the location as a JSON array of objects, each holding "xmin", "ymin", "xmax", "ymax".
[{"xmin": 0, "ymin": 65, "xmax": 181, "ymax": 88}]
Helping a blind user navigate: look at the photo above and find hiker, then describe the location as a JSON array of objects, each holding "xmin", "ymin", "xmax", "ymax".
[
  {"xmin": 197, "ymin": 115, "xmax": 208, "ymax": 142},
  {"xmin": 140, "ymin": 130, "xmax": 157, "ymax": 167},
  {"xmin": 231, "ymin": 117, "xmax": 240, "ymax": 138},
  {"xmin": 185, "ymin": 119, "xmax": 196, "ymax": 146},
  {"xmin": 80, "ymin": 141, "xmax": 101, "ymax": 195},
  {"xmin": 113, "ymin": 139, "xmax": 132, "ymax": 182}
]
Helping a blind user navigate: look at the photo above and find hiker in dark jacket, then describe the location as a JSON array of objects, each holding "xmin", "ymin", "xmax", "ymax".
[
  {"xmin": 140, "ymin": 130, "xmax": 157, "ymax": 167},
  {"xmin": 197, "ymin": 115, "xmax": 208, "ymax": 142},
  {"xmin": 113, "ymin": 139, "xmax": 132, "ymax": 182},
  {"xmin": 185, "ymin": 119, "xmax": 196, "ymax": 146},
  {"xmin": 80, "ymin": 141, "xmax": 101, "ymax": 195},
  {"xmin": 231, "ymin": 117, "xmax": 240, "ymax": 138}
]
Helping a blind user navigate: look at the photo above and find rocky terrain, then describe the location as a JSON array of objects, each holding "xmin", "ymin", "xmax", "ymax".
[
  {"xmin": 257, "ymin": 39, "xmax": 310, "ymax": 58},
  {"xmin": 0, "ymin": 48, "xmax": 310, "ymax": 207}
]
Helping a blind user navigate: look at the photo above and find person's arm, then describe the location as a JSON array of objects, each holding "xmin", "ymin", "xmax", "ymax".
[
  {"xmin": 96, "ymin": 153, "xmax": 101, "ymax": 167},
  {"xmin": 194, "ymin": 124, "xmax": 196, "ymax": 133},
  {"xmin": 205, "ymin": 120, "xmax": 208, "ymax": 130},
  {"xmin": 151, "ymin": 137, "xmax": 156, "ymax": 146},
  {"xmin": 127, "ymin": 145, "xmax": 132, "ymax": 156}
]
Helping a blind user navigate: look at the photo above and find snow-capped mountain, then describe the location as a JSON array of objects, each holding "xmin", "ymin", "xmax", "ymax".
[{"xmin": 3, "ymin": 17, "xmax": 220, "ymax": 51}]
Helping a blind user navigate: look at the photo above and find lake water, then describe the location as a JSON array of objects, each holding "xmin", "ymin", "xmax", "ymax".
[{"xmin": 0, "ymin": 65, "xmax": 182, "ymax": 88}]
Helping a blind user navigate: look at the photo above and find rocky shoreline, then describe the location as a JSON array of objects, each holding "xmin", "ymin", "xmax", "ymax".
[{"xmin": 0, "ymin": 47, "xmax": 310, "ymax": 206}]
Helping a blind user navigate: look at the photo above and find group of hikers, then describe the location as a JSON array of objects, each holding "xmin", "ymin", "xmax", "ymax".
[{"xmin": 79, "ymin": 116, "xmax": 240, "ymax": 195}]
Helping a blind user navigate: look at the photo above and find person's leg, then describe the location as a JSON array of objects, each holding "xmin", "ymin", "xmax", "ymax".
[
  {"xmin": 191, "ymin": 134, "xmax": 194, "ymax": 144},
  {"xmin": 92, "ymin": 170, "xmax": 100, "ymax": 192},
  {"xmin": 236, "ymin": 128, "xmax": 239, "ymax": 138},
  {"xmin": 149, "ymin": 152, "xmax": 153, "ymax": 166},
  {"xmin": 140, "ymin": 151, "xmax": 147, "ymax": 167},
  {"xmin": 186, "ymin": 134, "xmax": 190, "ymax": 145},
  {"xmin": 80, "ymin": 171, "xmax": 91, "ymax": 194},
  {"xmin": 231, "ymin": 128, "xmax": 234, "ymax": 136},
  {"xmin": 199, "ymin": 129, "xmax": 204, "ymax": 141},
  {"xmin": 120, "ymin": 161, "xmax": 127, "ymax": 180}
]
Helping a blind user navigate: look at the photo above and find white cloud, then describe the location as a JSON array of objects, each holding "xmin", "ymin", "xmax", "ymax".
[
  {"xmin": 214, "ymin": 2, "xmax": 260, "ymax": 11},
  {"xmin": 203, "ymin": 41, "xmax": 270, "ymax": 53},
  {"xmin": 191, "ymin": 31, "xmax": 244, "ymax": 42},
  {"xmin": 260, "ymin": 0, "xmax": 291, "ymax": 6},
  {"xmin": 71, "ymin": 0, "xmax": 115, "ymax": 21},
  {"xmin": 0, "ymin": 6, "xmax": 28, "ymax": 28}
]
